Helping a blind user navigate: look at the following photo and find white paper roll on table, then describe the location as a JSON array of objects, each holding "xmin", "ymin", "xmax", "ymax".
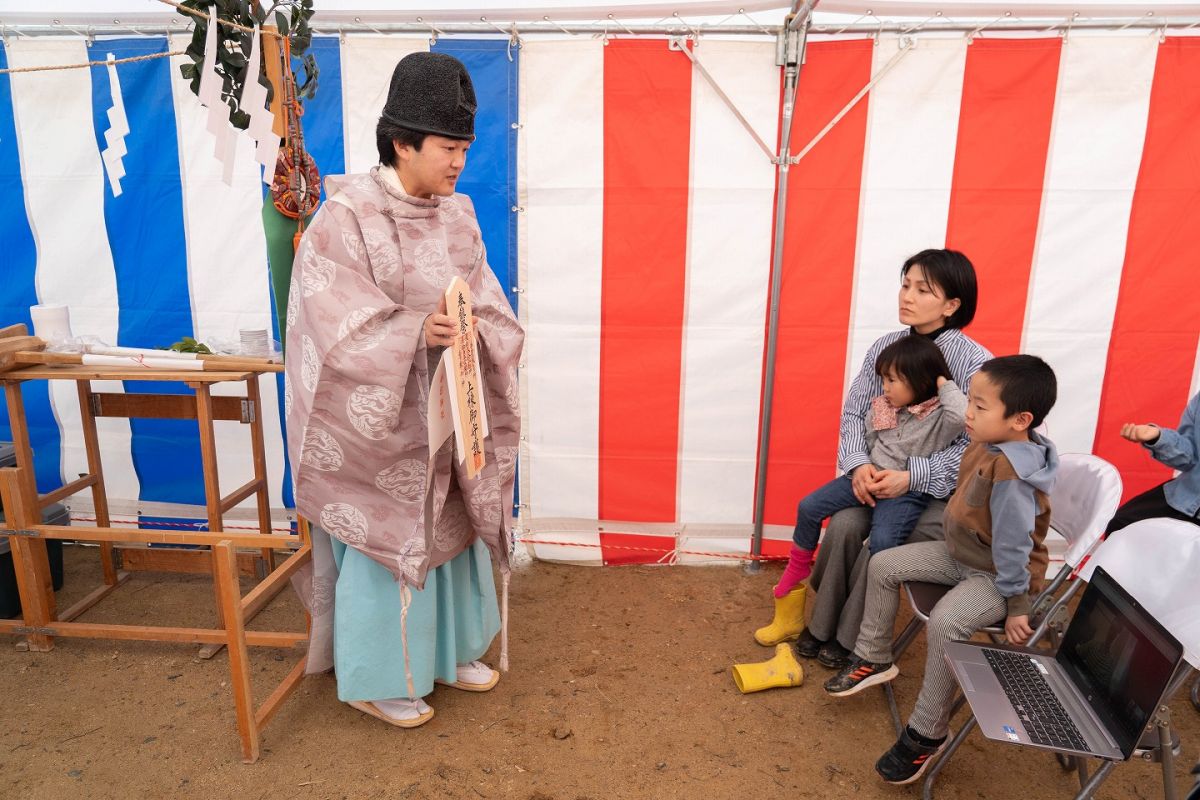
[
  {"xmin": 29, "ymin": 304, "xmax": 73, "ymax": 343},
  {"xmin": 80, "ymin": 354, "xmax": 205, "ymax": 370},
  {"xmin": 85, "ymin": 344, "xmax": 197, "ymax": 360}
]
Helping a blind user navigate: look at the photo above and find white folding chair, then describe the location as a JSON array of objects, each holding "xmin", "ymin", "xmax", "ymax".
[
  {"xmin": 926, "ymin": 516, "xmax": 1200, "ymax": 800},
  {"xmin": 882, "ymin": 453, "xmax": 1124, "ymax": 735}
]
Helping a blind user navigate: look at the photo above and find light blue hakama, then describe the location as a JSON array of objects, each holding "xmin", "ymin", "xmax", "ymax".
[{"xmin": 330, "ymin": 537, "xmax": 500, "ymax": 702}]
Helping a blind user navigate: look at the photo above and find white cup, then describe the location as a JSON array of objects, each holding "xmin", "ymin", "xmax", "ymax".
[{"xmin": 30, "ymin": 304, "xmax": 73, "ymax": 344}]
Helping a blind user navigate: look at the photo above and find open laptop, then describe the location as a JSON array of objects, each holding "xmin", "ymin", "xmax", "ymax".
[{"xmin": 944, "ymin": 565, "xmax": 1184, "ymax": 761}]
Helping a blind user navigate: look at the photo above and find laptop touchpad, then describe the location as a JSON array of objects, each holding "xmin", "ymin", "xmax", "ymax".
[{"xmin": 961, "ymin": 662, "xmax": 996, "ymax": 694}]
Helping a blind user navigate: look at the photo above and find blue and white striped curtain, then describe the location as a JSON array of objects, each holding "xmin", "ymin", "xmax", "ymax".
[{"xmin": 0, "ymin": 35, "xmax": 518, "ymax": 519}]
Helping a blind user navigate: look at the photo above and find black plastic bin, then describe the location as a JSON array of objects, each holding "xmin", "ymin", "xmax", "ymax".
[
  {"xmin": 1, "ymin": 441, "xmax": 68, "ymax": 617},
  {"xmin": 0, "ymin": 504, "xmax": 68, "ymax": 618}
]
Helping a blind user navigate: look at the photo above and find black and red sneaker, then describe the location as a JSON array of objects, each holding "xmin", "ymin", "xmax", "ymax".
[
  {"xmin": 822, "ymin": 656, "xmax": 899, "ymax": 696},
  {"xmin": 875, "ymin": 726, "xmax": 946, "ymax": 785}
]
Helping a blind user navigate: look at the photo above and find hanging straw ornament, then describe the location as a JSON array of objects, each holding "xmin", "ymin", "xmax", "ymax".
[{"xmin": 269, "ymin": 35, "xmax": 320, "ymax": 233}]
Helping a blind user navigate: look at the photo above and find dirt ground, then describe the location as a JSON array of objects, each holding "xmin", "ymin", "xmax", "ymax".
[{"xmin": 1, "ymin": 545, "xmax": 1196, "ymax": 800}]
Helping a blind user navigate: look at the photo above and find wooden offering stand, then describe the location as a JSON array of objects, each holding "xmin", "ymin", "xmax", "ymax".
[{"xmin": 0, "ymin": 326, "xmax": 306, "ymax": 763}]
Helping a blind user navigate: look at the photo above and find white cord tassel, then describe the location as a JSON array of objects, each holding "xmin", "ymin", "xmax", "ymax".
[
  {"xmin": 499, "ymin": 571, "xmax": 510, "ymax": 672},
  {"xmin": 399, "ymin": 582, "xmax": 416, "ymax": 698}
]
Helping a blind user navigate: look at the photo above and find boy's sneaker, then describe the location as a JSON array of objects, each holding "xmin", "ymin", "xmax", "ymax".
[
  {"xmin": 816, "ymin": 640, "xmax": 852, "ymax": 669},
  {"xmin": 822, "ymin": 656, "xmax": 899, "ymax": 696},
  {"xmin": 794, "ymin": 629, "xmax": 823, "ymax": 659},
  {"xmin": 875, "ymin": 726, "xmax": 946, "ymax": 785}
]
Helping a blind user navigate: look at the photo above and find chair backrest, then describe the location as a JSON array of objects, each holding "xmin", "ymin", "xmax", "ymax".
[
  {"xmin": 1080, "ymin": 517, "xmax": 1200, "ymax": 668},
  {"xmin": 1047, "ymin": 453, "xmax": 1123, "ymax": 568}
]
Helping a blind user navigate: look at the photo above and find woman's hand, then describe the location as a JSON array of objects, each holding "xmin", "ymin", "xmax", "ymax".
[
  {"xmin": 866, "ymin": 469, "xmax": 911, "ymax": 499},
  {"xmin": 936, "ymin": 375, "xmax": 947, "ymax": 388},
  {"xmin": 424, "ymin": 295, "xmax": 456, "ymax": 347},
  {"xmin": 1005, "ymin": 614, "xmax": 1034, "ymax": 646},
  {"xmin": 1119, "ymin": 423, "xmax": 1160, "ymax": 444},
  {"xmin": 851, "ymin": 464, "xmax": 879, "ymax": 507}
]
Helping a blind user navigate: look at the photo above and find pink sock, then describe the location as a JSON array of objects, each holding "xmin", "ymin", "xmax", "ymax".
[{"xmin": 774, "ymin": 546, "xmax": 815, "ymax": 598}]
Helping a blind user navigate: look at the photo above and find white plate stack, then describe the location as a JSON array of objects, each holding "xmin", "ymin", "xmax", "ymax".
[{"xmin": 239, "ymin": 328, "xmax": 269, "ymax": 357}]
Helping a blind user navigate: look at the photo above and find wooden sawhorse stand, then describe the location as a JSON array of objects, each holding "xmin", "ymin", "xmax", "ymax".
[{"xmin": 0, "ymin": 363, "xmax": 309, "ymax": 763}]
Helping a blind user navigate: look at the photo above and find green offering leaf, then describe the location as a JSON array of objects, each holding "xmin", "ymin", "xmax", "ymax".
[{"xmin": 166, "ymin": 337, "xmax": 213, "ymax": 354}]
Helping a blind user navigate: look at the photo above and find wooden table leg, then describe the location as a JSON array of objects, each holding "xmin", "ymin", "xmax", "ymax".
[
  {"xmin": 194, "ymin": 384, "xmax": 224, "ymax": 534},
  {"xmin": 0, "ymin": 467, "xmax": 54, "ymax": 652},
  {"xmin": 4, "ymin": 382, "xmax": 38, "ymax": 503},
  {"xmin": 244, "ymin": 376, "xmax": 275, "ymax": 571},
  {"xmin": 196, "ymin": 385, "xmax": 227, "ymax": 659},
  {"xmin": 3, "ymin": 382, "xmax": 57, "ymax": 641},
  {"xmin": 213, "ymin": 539, "xmax": 260, "ymax": 764},
  {"xmin": 76, "ymin": 380, "xmax": 118, "ymax": 584}
]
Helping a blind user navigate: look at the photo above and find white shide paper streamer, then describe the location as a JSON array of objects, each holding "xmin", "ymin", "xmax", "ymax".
[{"xmin": 100, "ymin": 54, "xmax": 129, "ymax": 198}]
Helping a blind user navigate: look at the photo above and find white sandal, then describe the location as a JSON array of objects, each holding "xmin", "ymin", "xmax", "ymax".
[
  {"xmin": 348, "ymin": 697, "xmax": 435, "ymax": 728},
  {"xmin": 435, "ymin": 660, "xmax": 500, "ymax": 692}
]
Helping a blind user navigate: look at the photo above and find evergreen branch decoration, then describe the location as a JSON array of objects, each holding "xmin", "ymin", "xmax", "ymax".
[{"xmin": 176, "ymin": 0, "xmax": 318, "ymax": 131}]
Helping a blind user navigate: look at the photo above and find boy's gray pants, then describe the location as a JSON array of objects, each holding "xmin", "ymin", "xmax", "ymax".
[
  {"xmin": 854, "ymin": 540, "xmax": 1008, "ymax": 739},
  {"xmin": 807, "ymin": 501, "xmax": 948, "ymax": 651}
]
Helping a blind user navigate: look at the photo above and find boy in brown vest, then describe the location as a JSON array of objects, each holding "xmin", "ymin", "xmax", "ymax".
[{"xmin": 821, "ymin": 355, "xmax": 1059, "ymax": 785}]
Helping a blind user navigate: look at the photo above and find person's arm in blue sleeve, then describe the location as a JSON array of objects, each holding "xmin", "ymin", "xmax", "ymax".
[{"xmin": 1144, "ymin": 391, "xmax": 1199, "ymax": 472}]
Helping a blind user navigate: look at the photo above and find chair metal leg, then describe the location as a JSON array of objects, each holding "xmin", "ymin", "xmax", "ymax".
[
  {"xmin": 1191, "ymin": 674, "xmax": 1200, "ymax": 713},
  {"xmin": 1159, "ymin": 714, "xmax": 1179, "ymax": 800},
  {"xmin": 880, "ymin": 617, "xmax": 925, "ymax": 738},
  {"xmin": 1073, "ymin": 756, "xmax": 1089, "ymax": 790},
  {"xmin": 1072, "ymin": 760, "xmax": 1118, "ymax": 800},
  {"xmin": 884, "ymin": 683, "xmax": 903, "ymax": 737},
  {"xmin": 893, "ymin": 617, "xmax": 924, "ymax": 658},
  {"xmin": 921, "ymin": 715, "xmax": 976, "ymax": 800}
]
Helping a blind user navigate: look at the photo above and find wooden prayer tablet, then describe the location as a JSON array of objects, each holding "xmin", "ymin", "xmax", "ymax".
[{"xmin": 445, "ymin": 277, "xmax": 486, "ymax": 479}]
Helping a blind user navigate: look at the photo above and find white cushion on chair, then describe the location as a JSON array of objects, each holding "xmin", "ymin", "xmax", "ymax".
[
  {"xmin": 1048, "ymin": 453, "xmax": 1123, "ymax": 568},
  {"xmin": 1080, "ymin": 518, "xmax": 1200, "ymax": 668}
]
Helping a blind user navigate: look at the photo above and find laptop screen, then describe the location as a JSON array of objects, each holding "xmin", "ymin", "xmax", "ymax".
[{"xmin": 1058, "ymin": 566, "xmax": 1183, "ymax": 758}]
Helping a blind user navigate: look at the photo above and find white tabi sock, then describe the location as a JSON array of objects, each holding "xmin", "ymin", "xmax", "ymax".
[
  {"xmin": 372, "ymin": 697, "xmax": 432, "ymax": 721},
  {"xmin": 456, "ymin": 660, "xmax": 496, "ymax": 685}
]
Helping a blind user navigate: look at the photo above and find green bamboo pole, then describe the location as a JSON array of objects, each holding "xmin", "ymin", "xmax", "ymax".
[{"xmin": 261, "ymin": 196, "xmax": 312, "ymax": 353}]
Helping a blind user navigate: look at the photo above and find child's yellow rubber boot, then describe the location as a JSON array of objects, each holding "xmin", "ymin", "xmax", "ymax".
[
  {"xmin": 753, "ymin": 584, "xmax": 807, "ymax": 646},
  {"xmin": 731, "ymin": 643, "xmax": 805, "ymax": 693}
]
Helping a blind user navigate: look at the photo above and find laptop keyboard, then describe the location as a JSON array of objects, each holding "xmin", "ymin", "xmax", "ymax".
[{"xmin": 983, "ymin": 649, "xmax": 1089, "ymax": 752}]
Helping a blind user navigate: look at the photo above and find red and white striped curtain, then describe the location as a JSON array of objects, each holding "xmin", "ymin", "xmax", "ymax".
[{"xmin": 517, "ymin": 33, "xmax": 1200, "ymax": 565}]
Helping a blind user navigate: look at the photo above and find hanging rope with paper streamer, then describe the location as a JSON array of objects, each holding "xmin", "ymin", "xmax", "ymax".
[
  {"xmin": 175, "ymin": 0, "xmax": 318, "ymax": 185},
  {"xmin": 242, "ymin": 20, "xmax": 281, "ymax": 183},
  {"xmin": 195, "ymin": 6, "xmax": 239, "ymax": 184},
  {"xmin": 100, "ymin": 54, "xmax": 130, "ymax": 198}
]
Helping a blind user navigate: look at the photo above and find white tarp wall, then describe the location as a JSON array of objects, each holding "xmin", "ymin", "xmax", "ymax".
[
  {"xmin": 1, "ymin": 27, "xmax": 1198, "ymax": 561},
  {"xmin": 517, "ymin": 31, "xmax": 1200, "ymax": 565}
]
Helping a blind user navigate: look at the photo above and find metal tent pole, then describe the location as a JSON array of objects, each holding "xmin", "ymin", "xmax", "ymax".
[{"xmin": 747, "ymin": 0, "xmax": 815, "ymax": 573}]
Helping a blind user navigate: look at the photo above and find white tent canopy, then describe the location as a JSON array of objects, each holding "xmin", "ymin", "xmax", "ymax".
[{"xmin": 4, "ymin": 0, "xmax": 1200, "ymax": 28}]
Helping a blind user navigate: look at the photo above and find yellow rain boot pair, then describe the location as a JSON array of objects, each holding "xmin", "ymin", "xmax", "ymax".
[
  {"xmin": 731, "ymin": 643, "xmax": 805, "ymax": 693},
  {"xmin": 753, "ymin": 584, "xmax": 807, "ymax": 646}
]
